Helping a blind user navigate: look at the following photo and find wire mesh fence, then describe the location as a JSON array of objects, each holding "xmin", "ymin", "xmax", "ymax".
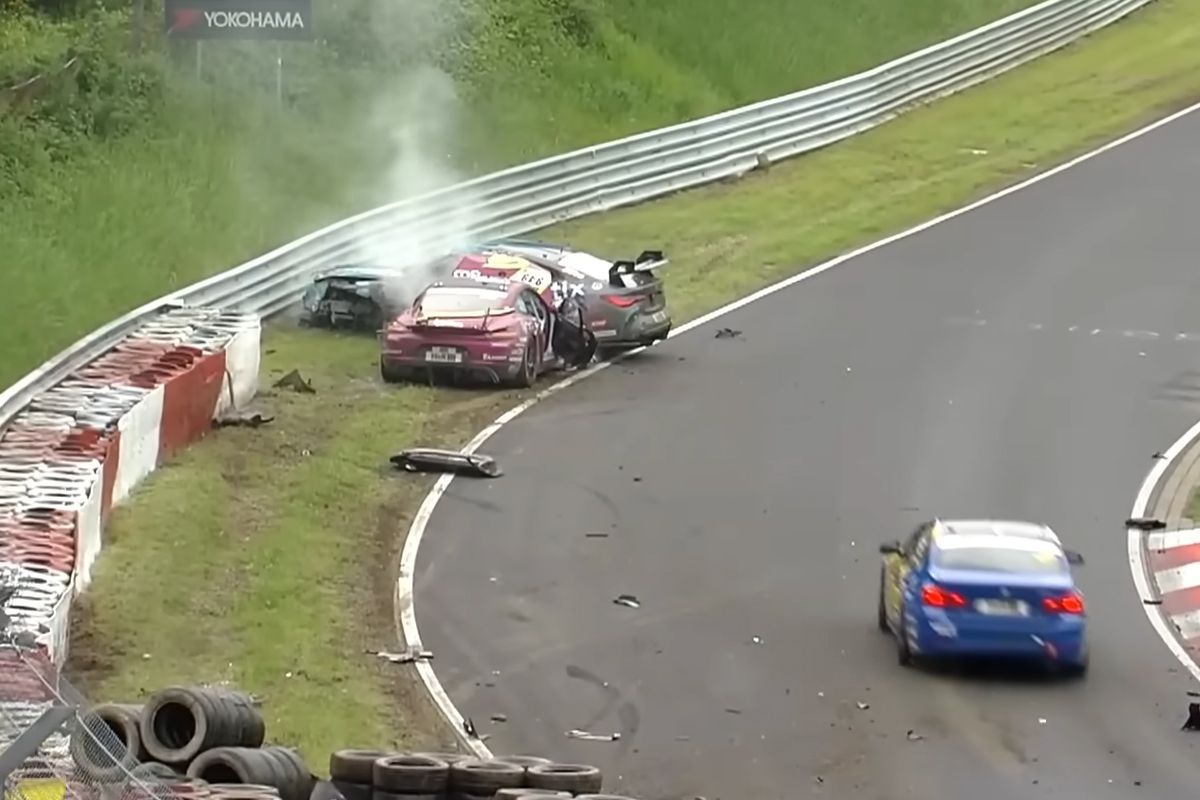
[{"xmin": 0, "ymin": 576, "xmax": 208, "ymax": 800}]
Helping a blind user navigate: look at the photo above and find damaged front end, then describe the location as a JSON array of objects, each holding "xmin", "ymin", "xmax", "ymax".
[{"xmin": 301, "ymin": 265, "xmax": 396, "ymax": 330}]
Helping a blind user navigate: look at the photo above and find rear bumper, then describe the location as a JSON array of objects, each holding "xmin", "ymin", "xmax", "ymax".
[
  {"xmin": 381, "ymin": 349, "xmax": 525, "ymax": 384},
  {"xmin": 912, "ymin": 609, "xmax": 1087, "ymax": 664},
  {"xmin": 595, "ymin": 316, "xmax": 672, "ymax": 348}
]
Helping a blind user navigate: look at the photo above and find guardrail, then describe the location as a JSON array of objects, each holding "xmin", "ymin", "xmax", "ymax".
[{"xmin": 0, "ymin": 0, "xmax": 1155, "ymax": 430}]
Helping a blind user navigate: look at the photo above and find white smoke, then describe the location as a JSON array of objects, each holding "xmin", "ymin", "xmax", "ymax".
[{"xmin": 348, "ymin": 0, "xmax": 480, "ymax": 313}]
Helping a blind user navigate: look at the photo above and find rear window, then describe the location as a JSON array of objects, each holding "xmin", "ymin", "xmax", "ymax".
[
  {"xmin": 932, "ymin": 545, "xmax": 1067, "ymax": 575},
  {"xmin": 418, "ymin": 288, "xmax": 508, "ymax": 314}
]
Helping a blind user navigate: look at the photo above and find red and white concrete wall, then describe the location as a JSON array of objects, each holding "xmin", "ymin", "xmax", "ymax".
[
  {"xmin": 1144, "ymin": 528, "xmax": 1200, "ymax": 656},
  {"xmin": 0, "ymin": 306, "xmax": 260, "ymax": 750}
]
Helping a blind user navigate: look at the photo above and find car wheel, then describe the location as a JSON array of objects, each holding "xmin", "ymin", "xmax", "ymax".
[
  {"xmin": 512, "ymin": 342, "xmax": 536, "ymax": 389},
  {"xmin": 1059, "ymin": 651, "xmax": 1089, "ymax": 679},
  {"xmin": 380, "ymin": 358, "xmax": 407, "ymax": 384},
  {"xmin": 896, "ymin": 609, "xmax": 914, "ymax": 667},
  {"xmin": 877, "ymin": 568, "xmax": 890, "ymax": 633}
]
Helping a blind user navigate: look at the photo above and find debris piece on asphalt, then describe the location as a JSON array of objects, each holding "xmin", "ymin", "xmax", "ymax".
[
  {"xmin": 463, "ymin": 718, "xmax": 479, "ymax": 738},
  {"xmin": 1153, "ymin": 451, "xmax": 1167, "ymax": 459},
  {"xmin": 856, "ymin": 702, "xmax": 870, "ymax": 710},
  {"xmin": 367, "ymin": 646, "xmax": 433, "ymax": 664},
  {"xmin": 1182, "ymin": 703, "xmax": 1200, "ymax": 731},
  {"xmin": 714, "ymin": 327, "xmax": 742, "ymax": 339},
  {"xmin": 1144, "ymin": 598, "xmax": 1164, "ymax": 605},
  {"xmin": 1127, "ymin": 517, "xmax": 1167, "ymax": 531},
  {"xmin": 723, "ymin": 708, "xmax": 742, "ymax": 715},
  {"xmin": 632, "ymin": 476, "xmax": 643, "ymax": 482},
  {"xmin": 613, "ymin": 594, "xmax": 640, "ymax": 608},
  {"xmin": 585, "ymin": 532, "xmax": 610, "ymax": 538},
  {"xmin": 274, "ymin": 369, "xmax": 316, "ymax": 393},
  {"xmin": 906, "ymin": 729, "xmax": 924, "ymax": 741},
  {"xmin": 1188, "ymin": 690, "xmax": 1200, "ymax": 698},
  {"xmin": 390, "ymin": 447, "xmax": 502, "ymax": 477},
  {"xmin": 214, "ymin": 409, "xmax": 275, "ymax": 428},
  {"xmin": 566, "ymin": 729, "xmax": 621, "ymax": 741},
  {"xmin": 749, "ymin": 635, "xmax": 763, "ymax": 645},
  {"xmin": 490, "ymin": 713, "xmax": 508, "ymax": 723},
  {"xmin": 1037, "ymin": 718, "xmax": 1047, "ymax": 725}
]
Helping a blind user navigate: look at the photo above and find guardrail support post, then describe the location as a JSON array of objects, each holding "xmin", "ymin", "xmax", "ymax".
[{"xmin": 0, "ymin": 705, "xmax": 75, "ymax": 785}]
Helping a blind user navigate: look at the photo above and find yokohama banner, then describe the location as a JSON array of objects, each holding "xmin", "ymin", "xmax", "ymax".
[{"xmin": 165, "ymin": 0, "xmax": 313, "ymax": 40}]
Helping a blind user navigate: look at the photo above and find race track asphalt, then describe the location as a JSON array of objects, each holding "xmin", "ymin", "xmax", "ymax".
[{"xmin": 415, "ymin": 108, "xmax": 1200, "ymax": 799}]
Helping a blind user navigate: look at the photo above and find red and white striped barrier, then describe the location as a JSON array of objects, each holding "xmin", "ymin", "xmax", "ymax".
[{"xmin": 0, "ymin": 307, "xmax": 261, "ymax": 729}]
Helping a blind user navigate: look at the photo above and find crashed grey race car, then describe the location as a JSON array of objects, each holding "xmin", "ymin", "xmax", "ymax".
[{"xmin": 476, "ymin": 238, "xmax": 672, "ymax": 351}]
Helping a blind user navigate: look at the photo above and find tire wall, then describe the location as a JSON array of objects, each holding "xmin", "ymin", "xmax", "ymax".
[
  {"xmin": 0, "ymin": 307, "xmax": 262, "ymax": 755},
  {"xmin": 29, "ymin": 681, "xmax": 626, "ymax": 800}
]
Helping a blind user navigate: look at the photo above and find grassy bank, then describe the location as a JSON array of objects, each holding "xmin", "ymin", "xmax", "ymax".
[
  {"xmin": 0, "ymin": 0, "xmax": 1036, "ymax": 391},
  {"xmin": 66, "ymin": 0, "xmax": 1200, "ymax": 767}
]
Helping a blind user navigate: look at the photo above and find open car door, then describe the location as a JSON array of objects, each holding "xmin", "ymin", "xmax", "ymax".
[{"xmin": 552, "ymin": 296, "xmax": 598, "ymax": 368}]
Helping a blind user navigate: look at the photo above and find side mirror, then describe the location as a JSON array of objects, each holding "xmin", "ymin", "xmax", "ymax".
[
  {"xmin": 879, "ymin": 540, "xmax": 903, "ymax": 555},
  {"xmin": 1065, "ymin": 550, "xmax": 1085, "ymax": 566}
]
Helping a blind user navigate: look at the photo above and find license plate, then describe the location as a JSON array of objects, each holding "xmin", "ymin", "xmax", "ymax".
[
  {"xmin": 425, "ymin": 347, "xmax": 463, "ymax": 364},
  {"xmin": 974, "ymin": 598, "xmax": 1029, "ymax": 616},
  {"xmin": 647, "ymin": 310, "xmax": 667, "ymax": 324}
]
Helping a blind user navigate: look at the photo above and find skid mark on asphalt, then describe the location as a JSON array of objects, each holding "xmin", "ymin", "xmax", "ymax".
[
  {"xmin": 943, "ymin": 315, "xmax": 1200, "ymax": 347},
  {"xmin": 564, "ymin": 664, "xmax": 640, "ymax": 754},
  {"xmin": 1154, "ymin": 370, "xmax": 1200, "ymax": 406}
]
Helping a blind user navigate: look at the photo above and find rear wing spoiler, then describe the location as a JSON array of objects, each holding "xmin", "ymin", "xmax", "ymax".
[{"xmin": 609, "ymin": 250, "xmax": 669, "ymax": 284}]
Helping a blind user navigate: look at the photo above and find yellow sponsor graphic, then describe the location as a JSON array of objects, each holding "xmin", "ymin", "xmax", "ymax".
[
  {"xmin": 483, "ymin": 253, "xmax": 530, "ymax": 271},
  {"xmin": 8, "ymin": 778, "xmax": 66, "ymax": 800}
]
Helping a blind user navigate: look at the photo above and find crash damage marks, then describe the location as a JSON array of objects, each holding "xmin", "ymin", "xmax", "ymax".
[{"xmin": 301, "ymin": 240, "xmax": 673, "ymax": 385}]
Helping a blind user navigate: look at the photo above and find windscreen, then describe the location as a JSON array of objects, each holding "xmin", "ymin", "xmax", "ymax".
[
  {"xmin": 418, "ymin": 288, "xmax": 508, "ymax": 314},
  {"xmin": 933, "ymin": 545, "xmax": 1068, "ymax": 575}
]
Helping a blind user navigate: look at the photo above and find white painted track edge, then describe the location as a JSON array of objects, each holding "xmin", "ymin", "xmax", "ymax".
[
  {"xmin": 1128, "ymin": 416, "xmax": 1200, "ymax": 684},
  {"xmin": 397, "ymin": 98, "xmax": 1200, "ymax": 757}
]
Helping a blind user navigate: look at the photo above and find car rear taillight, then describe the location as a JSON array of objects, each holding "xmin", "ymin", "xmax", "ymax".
[
  {"xmin": 603, "ymin": 294, "xmax": 641, "ymax": 308},
  {"xmin": 921, "ymin": 583, "xmax": 967, "ymax": 608},
  {"xmin": 1042, "ymin": 592, "xmax": 1085, "ymax": 614}
]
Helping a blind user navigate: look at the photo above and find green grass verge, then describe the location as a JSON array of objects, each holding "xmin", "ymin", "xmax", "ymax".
[
  {"xmin": 1185, "ymin": 486, "xmax": 1200, "ymax": 523},
  {"xmin": 1, "ymin": 0, "xmax": 1036, "ymax": 391},
  {"xmin": 67, "ymin": 0, "xmax": 1200, "ymax": 770}
]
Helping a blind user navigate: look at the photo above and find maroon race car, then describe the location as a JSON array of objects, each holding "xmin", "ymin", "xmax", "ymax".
[{"xmin": 379, "ymin": 276, "xmax": 596, "ymax": 387}]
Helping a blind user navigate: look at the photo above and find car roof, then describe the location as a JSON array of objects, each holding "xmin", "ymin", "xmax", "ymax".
[
  {"xmin": 477, "ymin": 242, "xmax": 606, "ymax": 280},
  {"xmin": 926, "ymin": 522, "xmax": 1060, "ymax": 546},
  {"xmin": 317, "ymin": 263, "xmax": 397, "ymax": 281}
]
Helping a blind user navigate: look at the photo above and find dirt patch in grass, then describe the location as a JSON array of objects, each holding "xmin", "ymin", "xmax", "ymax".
[{"xmin": 66, "ymin": 0, "xmax": 1200, "ymax": 771}]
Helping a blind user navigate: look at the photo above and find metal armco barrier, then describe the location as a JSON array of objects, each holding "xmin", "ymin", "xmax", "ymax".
[
  {"xmin": 0, "ymin": 0, "xmax": 1157, "ymax": 755},
  {"xmin": 0, "ymin": 0, "xmax": 1155, "ymax": 430}
]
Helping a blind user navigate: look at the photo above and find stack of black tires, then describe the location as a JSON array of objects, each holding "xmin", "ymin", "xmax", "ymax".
[
  {"xmin": 328, "ymin": 751, "xmax": 628, "ymax": 800},
  {"xmin": 70, "ymin": 685, "xmax": 635, "ymax": 800},
  {"xmin": 70, "ymin": 685, "xmax": 312, "ymax": 800}
]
